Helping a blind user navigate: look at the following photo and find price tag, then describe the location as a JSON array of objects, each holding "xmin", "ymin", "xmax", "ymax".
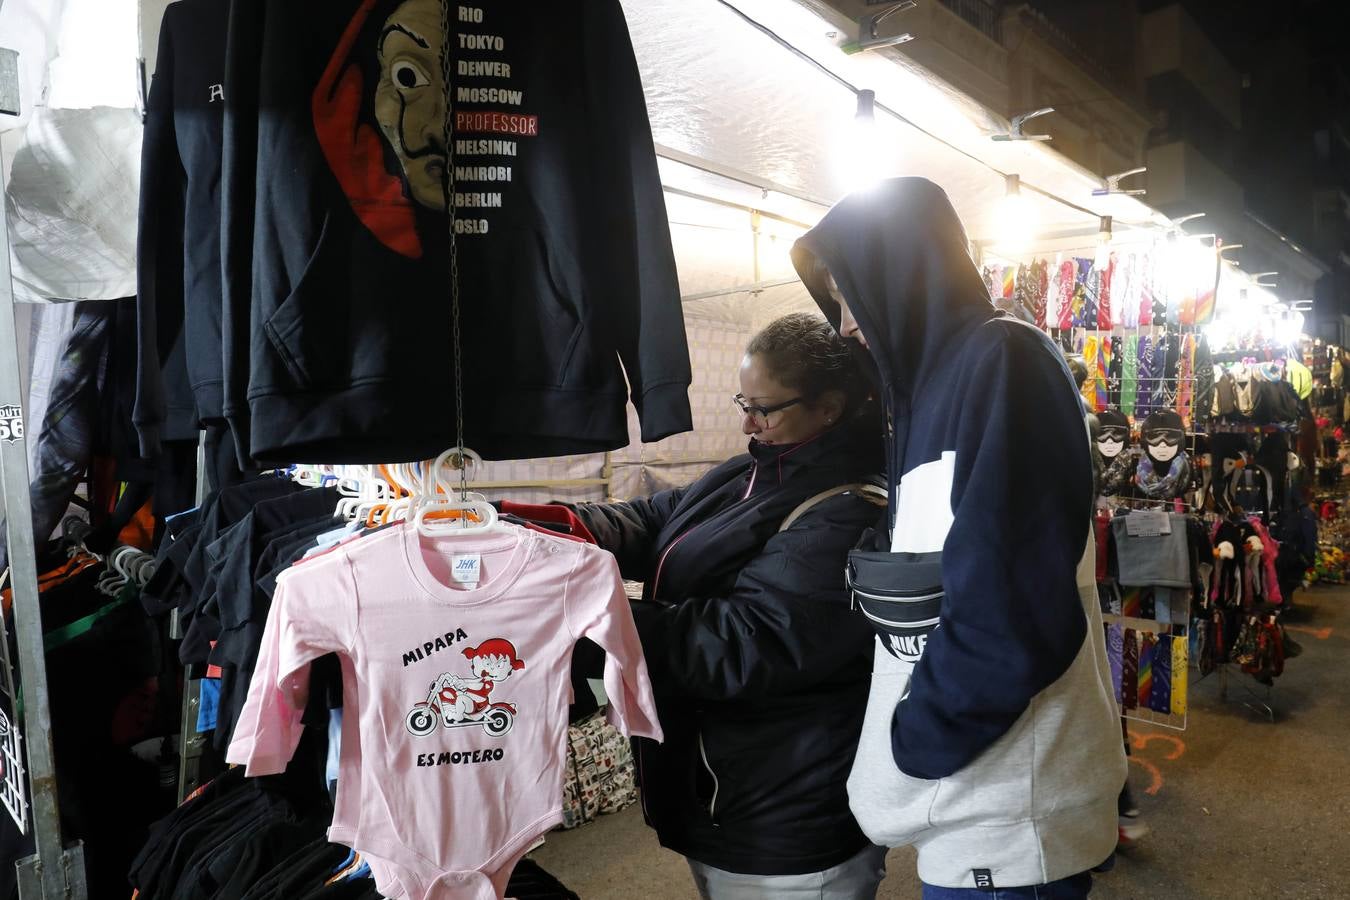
[{"xmin": 1125, "ymin": 510, "xmax": 1171, "ymax": 537}]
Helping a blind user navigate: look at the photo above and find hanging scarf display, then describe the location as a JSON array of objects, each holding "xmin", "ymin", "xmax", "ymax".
[
  {"xmin": 1136, "ymin": 452, "xmax": 1191, "ymax": 499},
  {"xmin": 1032, "ymin": 259, "xmax": 1049, "ymax": 330},
  {"xmin": 1121, "ymin": 629, "xmax": 1139, "ymax": 709},
  {"xmin": 1170, "ymin": 634, "xmax": 1188, "ymax": 715},
  {"xmin": 1001, "ymin": 265, "xmax": 1016, "ymax": 300},
  {"xmin": 1082, "ymin": 336, "xmax": 1101, "ymax": 411},
  {"xmin": 1175, "ymin": 334, "xmax": 1196, "ymax": 425},
  {"xmin": 1108, "ymin": 624, "xmax": 1124, "ymax": 703},
  {"xmin": 1101, "ymin": 450, "xmax": 1138, "ymax": 497},
  {"xmin": 1057, "ymin": 261, "xmax": 1075, "ymax": 330},
  {"xmin": 1149, "ymin": 633, "xmax": 1173, "ymax": 713},
  {"xmin": 1107, "ymin": 336, "xmax": 1123, "ymax": 408},
  {"xmin": 1098, "ymin": 252, "xmax": 1115, "ymax": 330},
  {"xmin": 1121, "ymin": 334, "xmax": 1140, "ymax": 417},
  {"xmin": 1137, "ymin": 633, "xmax": 1155, "ymax": 709},
  {"xmin": 1135, "ymin": 335, "xmax": 1154, "ymax": 416}
]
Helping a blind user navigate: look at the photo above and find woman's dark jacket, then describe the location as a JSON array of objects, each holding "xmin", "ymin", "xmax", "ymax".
[{"xmin": 572, "ymin": 420, "xmax": 882, "ymax": 875}]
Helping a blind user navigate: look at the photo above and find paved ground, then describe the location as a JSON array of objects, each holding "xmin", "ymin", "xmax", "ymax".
[{"xmin": 532, "ymin": 585, "xmax": 1350, "ymax": 899}]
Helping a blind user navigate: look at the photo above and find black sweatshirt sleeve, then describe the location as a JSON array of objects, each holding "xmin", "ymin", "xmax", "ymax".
[
  {"xmin": 134, "ymin": 7, "xmax": 189, "ymax": 456},
  {"xmin": 583, "ymin": 0, "xmax": 692, "ymax": 443},
  {"xmin": 631, "ymin": 497, "xmax": 876, "ymax": 702},
  {"xmin": 892, "ymin": 327, "xmax": 1093, "ymax": 779},
  {"xmin": 219, "ymin": 0, "xmax": 263, "ymax": 469},
  {"xmin": 569, "ymin": 489, "xmax": 685, "ymax": 581}
]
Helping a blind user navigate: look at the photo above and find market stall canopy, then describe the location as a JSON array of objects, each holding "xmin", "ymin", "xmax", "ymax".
[{"xmin": 623, "ymin": 0, "xmax": 1174, "ymax": 245}]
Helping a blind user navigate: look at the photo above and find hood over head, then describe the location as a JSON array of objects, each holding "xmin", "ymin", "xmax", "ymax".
[{"xmin": 791, "ymin": 178, "xmax": 995, "ymax": 396}]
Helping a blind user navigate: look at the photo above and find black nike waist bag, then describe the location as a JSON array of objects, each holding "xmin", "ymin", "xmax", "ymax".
[{"xmin": 846, "ymin": 533, "xmax": 944, "ymax": 664}]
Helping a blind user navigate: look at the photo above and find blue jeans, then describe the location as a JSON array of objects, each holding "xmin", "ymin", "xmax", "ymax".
[{"xmin": 922, "ymin": 870, "xmax": 1092, "ymax": 900}]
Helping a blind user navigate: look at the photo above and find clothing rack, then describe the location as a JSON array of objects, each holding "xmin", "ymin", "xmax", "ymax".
[
  {"xmin": 0, "ymin": 39, "xmax": 90, "ymax": 897},
  {"xmin": 1197, "ymin": 662, "xmax": 1277, "ymax": 723}
]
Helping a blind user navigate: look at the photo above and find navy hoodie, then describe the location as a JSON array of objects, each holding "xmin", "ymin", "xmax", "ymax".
[
  {"xmin": 791, "ymin": 180, "xmax": 1124, "ymax": 888},
  {"xmin": 792, "ymin": 178, "xmax": 1095, "ymax": 778}
]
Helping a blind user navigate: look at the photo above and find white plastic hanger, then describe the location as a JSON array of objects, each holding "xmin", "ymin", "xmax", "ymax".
[{"xmin": 413, "ymin": 448, "xmax": 500, "ymax": 536}]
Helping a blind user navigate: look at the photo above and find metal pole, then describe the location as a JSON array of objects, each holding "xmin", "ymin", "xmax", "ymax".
[{"xmin": 0, "ymin": 127, "xmax": 86, "ymax": 898}]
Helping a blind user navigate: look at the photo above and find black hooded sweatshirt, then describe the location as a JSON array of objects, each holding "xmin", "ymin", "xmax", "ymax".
[
  {"xmin": 570, "ymin": 420, "xmax": 882, "ymax": 876},
  {"xmin": 135, "ymin": 0, "xmax": 231, "ymax": 452},
  {"xmin": 219, "ymin": 0, "xmax": 691, "ymax": 463},
  {"xmin": 790, "ymin": 178, "xmax": 1095, "ymax": 781}
]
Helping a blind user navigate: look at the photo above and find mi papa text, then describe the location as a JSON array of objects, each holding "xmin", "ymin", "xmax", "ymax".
[{"xmin": 416, "ymin": 748, "xmax": 506, "ymax": 767}]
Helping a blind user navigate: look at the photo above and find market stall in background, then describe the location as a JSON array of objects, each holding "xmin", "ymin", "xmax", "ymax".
[{"xmin": 0, "ymin": 0, "xmax": 1345, "ymax": 897}]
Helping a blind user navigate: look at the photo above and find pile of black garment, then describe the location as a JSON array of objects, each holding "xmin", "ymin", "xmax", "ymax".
[
  {"xmin": 129, "ymin": 767, "xmax": 580, "ymax": 899},
  {"xmin": 141, "ymin": 477, "xmax": 350, "ymax": 766},
  {"xmin": 0, "ymin": 538, "xmax": 178, "ymax": 900}
]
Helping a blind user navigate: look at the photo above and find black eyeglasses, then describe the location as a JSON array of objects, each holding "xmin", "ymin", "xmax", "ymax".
[{"xmin": 733, "ymin": 394, "xmax": 803, "ymax": 429}]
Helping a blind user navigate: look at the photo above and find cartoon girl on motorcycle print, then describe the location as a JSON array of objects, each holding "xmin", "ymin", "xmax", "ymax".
[{"xmin": 406, "ymin": 639, "xmax": 525, "ymax": 738}]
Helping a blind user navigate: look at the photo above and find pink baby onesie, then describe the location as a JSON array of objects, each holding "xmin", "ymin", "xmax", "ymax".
[{"xmin": 227, "ymin": 522, "xmax": 663, "ymax": 900}]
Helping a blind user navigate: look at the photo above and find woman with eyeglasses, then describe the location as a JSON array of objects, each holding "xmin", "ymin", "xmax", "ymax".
[{"xmin": 567, "ymin": 312, "xmax": 887, "ymax": 899}]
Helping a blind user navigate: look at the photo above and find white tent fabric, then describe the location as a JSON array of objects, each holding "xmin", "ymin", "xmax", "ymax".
[
  {"xmin": 6, "ymin": 106, "xmax": 140, "ymax": 302},
  {"xmin": 2, "ymin": 0, "xmax": 141, "ymax": 302}
]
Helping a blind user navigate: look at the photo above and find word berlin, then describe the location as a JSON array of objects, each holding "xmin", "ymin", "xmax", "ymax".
[{"xmin": 455, "ymin": 110, "xmax": 539, "ymax": 137}]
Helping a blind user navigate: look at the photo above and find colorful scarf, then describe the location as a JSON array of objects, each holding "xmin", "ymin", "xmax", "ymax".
[
  {"xmin": 1082, "ymin": 336, "xmax": 1101, "ymax": 411},
  {"xmin": 1137, "ymin": 633, "xmax": 1155, "ymax": 709},
  {"xmin": 1136, "ymin": 452, "xmax": 1191, "ymax": 499},
  {"xmin": 1121, "ymin": 586, "xmax": 1144, "ymax": 618},
  {"xmin": 1139, "ymin": 254, "xmax": 1154, "ymax": 327},
  {"xmin": 1135, "ymin": 335, "xmax": 1154, "ymax": 416},
  {"xmin": 1057, "ymin": 260, "xmax": 1075, "ymax": 330},
  {"xmin": 1121, "ymin": 335, "xmax": 1140, "ymax": 416},
  {"xmin": 1122, "ymin": 629, "xmax": 1139, "ymax": 709},
  {"xmin": 1119, "ymin": 253, "xmax": 1139, "ymax": 328},
  {"xmin": 1149, "ymin": 336, "xmax": 1174, "ymax": 413},
  {"xmin": 1101, "ymin": 450, "xmax": 1137, "ymax": 497},
  {"xmin": 1170, "ymin": 634, "xmax": 1188, "ymax": 716},
  {"xmin": 1108, "ymin": 624, "xmax": 1124, "ymax": 703},
  {"xmin": 1076, "ymin": 258, "xmax": 1095, "ymax": 329},
  {"xmin": 1149, "ymin": 633, "xmax": 1172, "ymax": 713},
  {"xmin": 1032, "ymin": 259, "xmax": 1049, "ymax": 330},
  {"xmin": 1098, "ymin": 252, "xmax": 1115, "ymax": 330},
  {"xmin": 982, "ymin": 265, "xmax": 1000, "ymax": 299},
  {"xmin": 1175, "ymin": 334, "xmax": 1196, "ymax": 425},
  {"xmin": 1107, "ymin": 337, "xmax": 1123, "ymax": 408},
  {"xmin": 1094, "ymin": 337, "xmax": 1111, "ymax": 412}
]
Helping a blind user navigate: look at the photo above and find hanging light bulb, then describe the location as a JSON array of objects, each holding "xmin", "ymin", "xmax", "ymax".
[
  {"xmin": 835, "ymin": 89, "xmax": 886, "ymax": 194},
  {"xmin": 993, "ymin": 174, "xmax": 1038, "ymax": 254},
  {"xmin": 1095, "ymin": 216, "xmax": 1113, "ymax": 268}
]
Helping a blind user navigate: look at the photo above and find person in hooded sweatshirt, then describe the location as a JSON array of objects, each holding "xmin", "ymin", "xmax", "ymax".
[
  {"xmin": 790, "ymin": 178, "xmax": 1126, "ymax": 900},
  {"xmin": 562, "ymin": 313, "xmax": 888, "ymax": 899}
]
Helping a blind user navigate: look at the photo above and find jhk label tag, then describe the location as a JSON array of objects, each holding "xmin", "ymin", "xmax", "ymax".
[{"xmin": 451, "ymin": 555, "xmax": 481, "ymax": 585}]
